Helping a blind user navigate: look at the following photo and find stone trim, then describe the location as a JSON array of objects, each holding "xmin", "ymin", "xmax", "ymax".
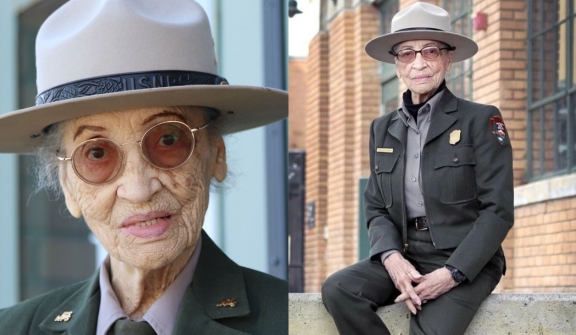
[{"xmin": 514, "ymin": 174, "xmax": 576, "ymax": 207}]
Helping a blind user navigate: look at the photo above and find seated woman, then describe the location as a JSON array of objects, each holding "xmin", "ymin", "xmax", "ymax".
[
  {"xmin": 0, "ymin": 0, "xmax": 288, "ymax": 334},
  {"xmin": 322, "ymin": 3, "xmax": 512, "ymax": 335}
]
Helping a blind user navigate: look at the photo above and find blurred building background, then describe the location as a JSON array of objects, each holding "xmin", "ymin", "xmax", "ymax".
[
  {"xmin": 288, "ymin": 0, "xmax": 576, "ymax": 293},
  {"xmin": 0, "ymin": 0, "xmax": 287, "ymax": 309}
]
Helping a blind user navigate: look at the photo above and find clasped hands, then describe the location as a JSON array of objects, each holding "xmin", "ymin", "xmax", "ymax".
[{"xmin": 383, "ymin": 253, "xmax": 458, "ymax": 314}]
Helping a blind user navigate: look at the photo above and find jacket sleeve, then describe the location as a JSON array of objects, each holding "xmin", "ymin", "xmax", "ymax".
[
  {"xmin": 364, "ymin": 119, "xmax": 403, "ymax": 260},
  {"xmin": 445, "ymin": 105, "xmax": 514, "ymax": 281}
]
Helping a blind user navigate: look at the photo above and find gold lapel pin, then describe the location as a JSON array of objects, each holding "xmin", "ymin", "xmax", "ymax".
[
  {"xmin": 54, "ymin": 311, "xmax": 73, "ymax": 322},
  {"xmin": 216, "ymin": 298, "xmax": 237, "ymax": 308}
]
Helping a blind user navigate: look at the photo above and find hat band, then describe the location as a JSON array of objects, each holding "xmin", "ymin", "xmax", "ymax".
[
  {"xmin": 35, "ymin": 70, "xmax": 228, "ymax": 106},
  {"xmin": 394, "ymin": 27, "xmax": 445, "ymax": 33}
]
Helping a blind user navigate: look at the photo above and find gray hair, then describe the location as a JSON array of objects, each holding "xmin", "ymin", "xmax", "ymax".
[{"xmin": 33, "ymin": 106, "xmax": 225, "ymax": 197}]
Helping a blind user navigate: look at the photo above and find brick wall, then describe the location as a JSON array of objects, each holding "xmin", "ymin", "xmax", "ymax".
[
  {"xmin": 472, "ymin": 0, "xmax": 528, "ymax": 186},
  {"xmin": 502, "ymin": 197, "xmax": 576, "ymax": 292},
  {"xmin": 289, "ymin": 58, "xmax": 308, "ymax": 150},
  {"xmin": 304, "ymin": 32, "xmax": 330, "ymax": 292},
  {"xmin": 325, "ymin": 10, "xmax": 357, "ymax": 274},
  {"xmin": 302, "ymin": 4, "xmax": 382, "ymax": 292}
]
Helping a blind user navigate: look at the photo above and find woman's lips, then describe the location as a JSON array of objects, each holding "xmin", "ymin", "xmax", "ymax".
[
  {"xmin": 413, "ymin": 75, "xmax": 431, "ymax": 82},
  {"xmin": 121, "ymin": 212, "xmax": 172, "ymax": 238}
]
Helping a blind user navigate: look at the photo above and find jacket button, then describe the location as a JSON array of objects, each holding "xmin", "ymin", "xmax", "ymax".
[
  {"xmin": 453, "ymin": 157, "xmax": 459, "ymax": 163},
  {"xmin": 375, "ymin": 165, "xmax": 379, "ymax": 171}
]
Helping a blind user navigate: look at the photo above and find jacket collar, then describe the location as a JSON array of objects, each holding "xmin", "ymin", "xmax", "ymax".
[
  {"xmin": 388, "ymin": 87, "xmax": 458, "ymax": 146},
  {"xmin": 39, "ymin": 230, "xmax": 250, "ymax": 335}
]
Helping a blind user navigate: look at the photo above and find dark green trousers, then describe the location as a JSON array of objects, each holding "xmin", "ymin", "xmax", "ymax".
[{"xmin": 322, "ymin": 227, "xmax": 504, "ymax": 335}]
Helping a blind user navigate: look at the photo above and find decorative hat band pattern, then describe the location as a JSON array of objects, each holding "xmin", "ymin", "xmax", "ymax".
[{"xmin": 36, "ymin": 70, "xmax": 229, "ymax": 106}]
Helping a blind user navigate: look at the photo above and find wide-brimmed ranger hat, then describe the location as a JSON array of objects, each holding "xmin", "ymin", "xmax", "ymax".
[
  {"xmin": 365, "ymin": 2, "xmax": 478, "ymax": 64},
  {"xmin": 0, "ymin": 0, "xmax": 287, "ymax": 154}
]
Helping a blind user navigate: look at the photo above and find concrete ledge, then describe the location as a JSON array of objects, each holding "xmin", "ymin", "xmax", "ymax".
[
  {"xmin": 514, "ymin": 173, "xmax": 576, "ymax": 207},
  {"xmin": 289, "ymin": 293, "xmax": 576, "ymax": 334}
]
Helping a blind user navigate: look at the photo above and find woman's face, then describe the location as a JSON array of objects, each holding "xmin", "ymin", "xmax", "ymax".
[
  {"xmin": 59, "ymin": 106, "xmax": 227, "ymax": 270},
  {"xmin": 394, "ymin": 39, "xmax": 453, "ymax": 104}
]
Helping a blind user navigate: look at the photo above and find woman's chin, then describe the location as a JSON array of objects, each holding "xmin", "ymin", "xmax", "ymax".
[{"xmin": 115, "ymin": 248, "xmax": 181, "ymax": 270}]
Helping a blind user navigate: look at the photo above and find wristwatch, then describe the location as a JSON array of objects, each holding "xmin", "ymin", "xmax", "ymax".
[{"xmin": 445, "ymin": 265, "xmax": 466, "ymax": 284}]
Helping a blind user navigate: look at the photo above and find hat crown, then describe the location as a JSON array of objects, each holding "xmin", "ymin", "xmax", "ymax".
[
  {"xmin": 391, "ymin": 2, "xmax": 452, "ymax": 33},
  {"xmin": 36, "ymin": 0, "xmax": 217, "ymax": 94}
]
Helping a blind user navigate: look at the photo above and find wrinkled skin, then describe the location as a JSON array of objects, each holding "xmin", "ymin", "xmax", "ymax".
[
  {"xmin": 59, "ymin": 106, "xmax": 227, "ymax": 319},
  {"xmin": 387, "ymin": 39, "xmax": 457, "ymax": 313},
  {"xmin": 395, "ymin": 39, "xmax": 454, "ymax": 104},
  {"xmin": 384, "ymin": 252, "xmax": 458, "ymax": 315}
]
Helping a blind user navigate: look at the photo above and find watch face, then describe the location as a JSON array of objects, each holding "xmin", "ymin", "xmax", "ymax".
[{"xmin": 454, "ymin": 271, "xmax": 465, "ymax": 283}]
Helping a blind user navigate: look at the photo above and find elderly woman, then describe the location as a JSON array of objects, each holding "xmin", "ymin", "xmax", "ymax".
[
  {"xmin": 0, "ymin": 0, "xmax": 287, "ymax": 334},
  {"xmin": 321, "ymin": 3, "xmax": 513, "ymax": 335}
]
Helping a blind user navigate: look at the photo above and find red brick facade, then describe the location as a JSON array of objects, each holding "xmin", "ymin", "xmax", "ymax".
[
  {"xmin": 289, "ymin": 58, "xmax": 308, "ymax": 150},
  {"xmin": 303, "ymin": 32, "xmax": 330, "ymax": 291}
]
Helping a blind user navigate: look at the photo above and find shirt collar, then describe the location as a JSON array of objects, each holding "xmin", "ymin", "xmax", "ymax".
[
  {"xmin": 398, "ymin": 88, "xmax": 445, "ymax": 126},
  {"xmin": 96, "ymin": 237, "xmax": 203, "ymax": 335}
]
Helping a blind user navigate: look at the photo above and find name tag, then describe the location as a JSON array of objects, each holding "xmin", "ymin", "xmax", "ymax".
[{"xmin": 376, "ymin": 148, "xmax": 394, "ymax": 153}]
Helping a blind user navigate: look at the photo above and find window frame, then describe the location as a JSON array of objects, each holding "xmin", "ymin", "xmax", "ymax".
[
  {"xmin": 527, "ymin": 0, "xmax": 575, "ymax": 181},
  {"xmin": 441, "ymin": 0, "xmax": 474, "ymax": 101}
]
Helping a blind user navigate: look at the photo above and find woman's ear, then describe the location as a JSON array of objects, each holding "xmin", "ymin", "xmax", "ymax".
[
  {"xmin": 213, "ymin": 137, "xmax": 227, "ymax": 182},
  {"xmin": 446, "ymin": 51, "xmax": 454, "ymax": 72},
  {"xmin": 59, "ymin": 166, "xmax": 82, "ymax": 218}
]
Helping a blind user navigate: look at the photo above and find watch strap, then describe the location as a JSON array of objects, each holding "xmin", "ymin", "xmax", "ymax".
[{"xmin": 445, "ymin": 265, "xmax": 466, "ymax": 284}]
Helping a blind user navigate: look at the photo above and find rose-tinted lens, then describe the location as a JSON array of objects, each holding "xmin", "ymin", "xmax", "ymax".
[
  {"xmin": 73, "ymin": 139, "xmax": 122, "ymax": 184},
  {"xmin": 397, "ymin": 49, "xmax": 415, "ymax": 63},
  {"xmin": 142, "ymin": 122, "xmax": 193, "ymax": 169},
  {"xmin": 422, "ymin": 47, "xmax": 440, "ymax": 60}
]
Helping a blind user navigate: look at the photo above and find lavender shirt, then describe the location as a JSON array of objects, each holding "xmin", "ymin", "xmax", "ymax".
[{"xmin": 96, "ymin": 237, "xmax": 202, "ymax": 335}]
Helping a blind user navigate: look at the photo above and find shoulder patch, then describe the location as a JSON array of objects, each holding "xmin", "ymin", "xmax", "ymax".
[{"xmin": 490, "ymin": 116, "xmax": 507, "ymax": 145}]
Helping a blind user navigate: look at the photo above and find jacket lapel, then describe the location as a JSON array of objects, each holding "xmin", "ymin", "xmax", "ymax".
[
  {"xmin": 172, "ymin": 231, "xmax": 250, "ymax": 334},
  {"xmin": 387, "ymin": 111, "xmax": 407, "ymax": 146},
  {"xmin": 38, "ymin": 271, "xmax": 100, "ymax": 335},
  {"xmin": 425, "ymin": 88, "xmax": 458, "ymax": 145}
]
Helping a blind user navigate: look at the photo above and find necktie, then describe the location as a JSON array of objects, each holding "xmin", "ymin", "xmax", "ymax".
[{"xmin": 112, "ymin": 318, "xmax": 157, "ymax": 335}]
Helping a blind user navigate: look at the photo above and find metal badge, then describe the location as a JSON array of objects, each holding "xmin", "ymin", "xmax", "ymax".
[
  {"xmin": 449, "ymin": 130, "xmax": 461, "ymax": 145},
  {"xmin": 376, "ymin": 148, "xmax": 394, "ymax": 153}
]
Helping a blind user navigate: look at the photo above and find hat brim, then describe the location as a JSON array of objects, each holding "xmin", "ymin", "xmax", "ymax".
[
  {"xmin": 0, "ymin": 85, "xmax": 287, "ymax": 154},
  {"xmin": 365, "ymin": 30, "xmax": 478, "ymax": 63}
]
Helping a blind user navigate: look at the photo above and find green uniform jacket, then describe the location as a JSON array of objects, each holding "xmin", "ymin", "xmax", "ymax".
[
  {"xmin": 364, "ymin": 88, "xmax": 514, "ymax": 282},
  {"xmin": 0, "ymin": 231, "xmax": 288, "ymax": 334}
]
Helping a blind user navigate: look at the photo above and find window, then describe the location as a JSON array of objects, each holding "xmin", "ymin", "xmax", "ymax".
[
  {"xmin": 378, "ymin": 0, "xmax": 399, "ymax": 115},
  {"xmin": 441, "ymin": 0, "xmax": 473, "ymax": 101},
  {"xmin": 527, "ymin": 0, "xmax": 575, "ymax": 180}
]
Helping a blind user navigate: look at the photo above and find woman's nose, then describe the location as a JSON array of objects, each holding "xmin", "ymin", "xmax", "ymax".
[
  {"xmin": 116, "ymin": 146, "xmax": 162, "ymax": 203},
  {"xmin": 411, "ymin": 52, "xmax": 427, "ymax": 69}
]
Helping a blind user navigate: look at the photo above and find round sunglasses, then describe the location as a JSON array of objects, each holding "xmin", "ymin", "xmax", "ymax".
[{"xmin": 57, "ymin": 120, "xmax": 210, "ymax": 185}]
